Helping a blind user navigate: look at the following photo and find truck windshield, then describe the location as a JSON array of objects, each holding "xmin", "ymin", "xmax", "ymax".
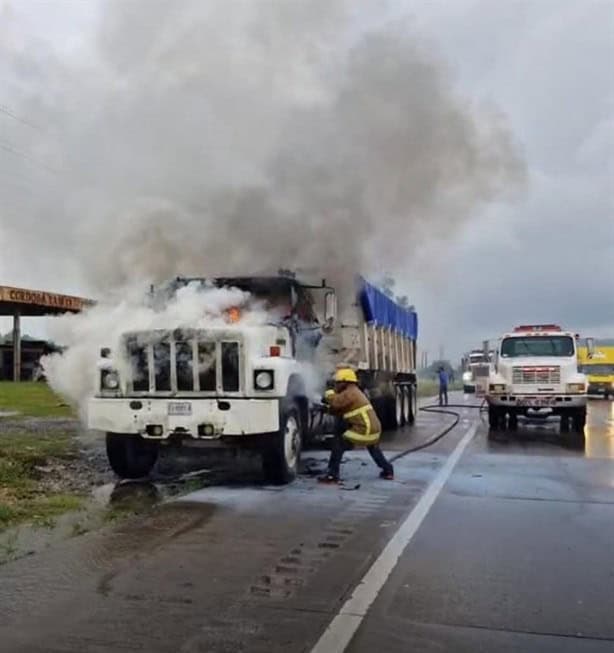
[
  {"xmin": 500, "ymin": 336, "xmax": 575, "ymax": 358},
  {"xmin": 579, "ymin": 364, "xmax": 614, "ymax": 376}
]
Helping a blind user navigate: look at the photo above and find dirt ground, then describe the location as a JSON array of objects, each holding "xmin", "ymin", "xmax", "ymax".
[{"xmin": 0, "ymin": 416, "xmax": 113, "ymax": 497}]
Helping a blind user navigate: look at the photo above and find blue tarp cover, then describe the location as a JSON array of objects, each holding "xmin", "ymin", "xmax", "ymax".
[{"xmin": 359, "ymin": 278, "xmax": 418, "ymax": 340}]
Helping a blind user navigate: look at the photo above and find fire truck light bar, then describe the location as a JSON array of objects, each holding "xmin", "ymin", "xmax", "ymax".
[{"xmin": 513, "ymin": 324, "xmax": 561, "ymax": 332}]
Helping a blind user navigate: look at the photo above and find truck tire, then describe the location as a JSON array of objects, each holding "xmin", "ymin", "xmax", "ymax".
[
  {"xmin": 488, "ymin": 406, "xmax": 502, "ymax": 430},
  {"xmin": 561, "ymin": 410, "xmax": 585, "ymax": 449},
  {"xmin": 406, "ymin": 385, "xmax": 417, "ymax": 425},
  {"xmin": 565, "ymin": 430, "xmax": 585, "ymax": 449},
  {"xmin": 375, "ymin": 395, "xmax": 397, "ymax": 431},
  {"xmin": 572, "ymin": 409, "xmax": 587, "ymax": 434},
  {"xmin": 106, "ymin": 433, "xmax": 159, "ymax": 479},
  {"xmin": 402, "ymin": 387, "xmax": 410, "ymax": 424},
  {"xmin": 262, "ymin": 403, "xmax": 302, "ymax": 484},
  {"xmin": 395, "ymin": 386, "xmax": 405, "ymax": 427},
  {"xmin": 508, "ymin": 413, "xmax": 518, "ymax": 431}
]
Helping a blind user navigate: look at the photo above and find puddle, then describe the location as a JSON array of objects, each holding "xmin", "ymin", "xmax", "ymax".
[
  {"xmin": 0, "ymin": 500, "xmax": 108, "ymax": 565},
  {"xmin": 0, "ymin": 447, "xmax": 334, "ymax": 566},
  {"xmin": 0, "ymin": 466, "xmax": 219, "ymax": 566}
]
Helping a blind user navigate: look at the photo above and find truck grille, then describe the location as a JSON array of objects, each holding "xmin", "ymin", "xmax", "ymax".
[
  {"xmin": 473, "ymin": 364, "xmax": 490, "ymax": 378},
  {"xmin": 512, "ymin": 366, "xmax": 560, "ymax": 385},
  {"xmin": 124, "ymin": 332, "xmax": 241, "ymax": 394}
]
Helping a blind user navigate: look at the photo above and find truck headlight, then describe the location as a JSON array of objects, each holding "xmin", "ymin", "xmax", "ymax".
[
  {"xmin": 566, "ymin": 383, "xmax": 586, "ymax": 393},
  {"xmin": 489, "ymin": 383, "xmax": 506, "ymax": 393},
  {"xmin": 102, "ymin": 370, "xmax": 120, "ymax": 390},
  {"xmin": 254, "ymin": 370, "xmax": 274, "ymax": 390},
  {"xmin": 462, "ymin": 372, "xmax": 472, "ymax": 382}
]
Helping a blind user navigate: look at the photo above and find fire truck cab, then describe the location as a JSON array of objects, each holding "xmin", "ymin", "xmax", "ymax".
[{"xmin": 486, "ymin": 325, "xmax": 587, "ymax": 445}]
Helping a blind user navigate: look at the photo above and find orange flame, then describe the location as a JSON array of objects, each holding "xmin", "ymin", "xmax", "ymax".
[{"xmin": 226, "ymin": 306, "xmax": 241, "ymax": 323}]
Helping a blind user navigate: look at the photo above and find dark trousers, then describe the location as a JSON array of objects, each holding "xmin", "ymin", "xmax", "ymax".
[
  {"xmin": 439, "ymin": 385, "xmax": 448, "ymax": 406},
  {"xmin": 327, "ymin": 418, "xmax": 393, "ymax": 479}
]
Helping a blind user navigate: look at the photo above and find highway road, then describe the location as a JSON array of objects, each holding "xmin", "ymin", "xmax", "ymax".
[{"xmin": 1, "ymin": 394, "xmax": 613, "ymax": 652}]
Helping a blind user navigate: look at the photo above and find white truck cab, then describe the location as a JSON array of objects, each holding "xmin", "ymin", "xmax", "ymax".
[
  {"xmin": 88, "ymin": 276, "xmax": 335, "ymax": 484},
  {"xmin": 486, "ymin": 325, "xmax": 587, "ymax": 443}
]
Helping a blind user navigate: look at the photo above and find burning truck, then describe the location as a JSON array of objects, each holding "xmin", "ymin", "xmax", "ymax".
[{"xmin": 88, "ymin": 273, "xmax": 418, "ymax": 483}]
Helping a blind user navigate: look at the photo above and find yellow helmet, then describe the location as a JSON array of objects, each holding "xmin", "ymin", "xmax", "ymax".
[{"xmin": 335, "ymin": 368, "xmax": 358, "ymax": 384}]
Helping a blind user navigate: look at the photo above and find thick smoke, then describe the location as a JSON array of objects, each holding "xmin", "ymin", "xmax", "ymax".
[
  {"xmin": 2, "ymin": 1, "xmax": 525, "ymax": 406},
  {"xmin": 43, "ymin": 283, "xmax": 255, "ymax": 410},
  {"xmin": 1, "ymin": 0, "xmax": 524, "ymax": 294}
]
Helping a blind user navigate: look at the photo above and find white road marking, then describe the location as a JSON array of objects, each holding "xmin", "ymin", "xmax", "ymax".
[{"xmin": 310, "ymin": 422, "xmax": 478, "ymax": 653}]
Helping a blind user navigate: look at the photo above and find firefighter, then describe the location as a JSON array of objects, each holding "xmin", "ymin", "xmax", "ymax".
[{"xmin": 319, "ymin": 368, "xmax": 394, "ymax": 484}]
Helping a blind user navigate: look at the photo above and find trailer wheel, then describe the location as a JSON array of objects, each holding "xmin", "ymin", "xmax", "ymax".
[
  {"xmin": 406, "ymin": 385, "xmax": 417, "ymax": 425},
  {"xmin": 262, "ymin": 403, "xmax": 302, "ymax": 484},
  {"xmin": 402, "ymin": 387, "xmax": 410, "ymax": 424},
  {"xmin": 106, "ymin": 433, "xmax": 159, "ymax": 479},
  {"xmin": 374, "ymin": 395, "xmax": 397, "ymax": 431},
  {"xmin": 395, "ymin": 386, "xmax": 405, "ymax": 427}
]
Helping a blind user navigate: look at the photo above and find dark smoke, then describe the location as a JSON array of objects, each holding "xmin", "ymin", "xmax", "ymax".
[{"xmin": 1, "ymin": 0, "xmax": 525, "ymax": 296}]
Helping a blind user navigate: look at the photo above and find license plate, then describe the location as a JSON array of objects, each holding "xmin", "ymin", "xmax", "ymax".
[
  {"xmin": 168, "ymin": 401, "xmax": 192, "ymax": 416},
  {"xmin": 519, "ymin": 397, "xmax": 551, "ymax": 407}
]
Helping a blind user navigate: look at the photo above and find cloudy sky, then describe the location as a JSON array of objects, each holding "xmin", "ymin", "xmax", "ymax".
[{"xmin": 0, "ymin": 0, "xmax": 612, "ymax": 361}]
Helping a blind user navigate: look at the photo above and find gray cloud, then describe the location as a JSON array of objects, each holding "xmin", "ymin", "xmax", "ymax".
[{"xmin": 395, "ymin": 0, "xmax": 614, "ymax": 358}]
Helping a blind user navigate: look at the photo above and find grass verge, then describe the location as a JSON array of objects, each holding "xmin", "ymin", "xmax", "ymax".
[
  {"xmin": 0, "ymin": 430, "xmax": 83, "ymax": 529},
  {"xmin": 0, "ymin": 381, "xmax": 74, "ymax": 418}
]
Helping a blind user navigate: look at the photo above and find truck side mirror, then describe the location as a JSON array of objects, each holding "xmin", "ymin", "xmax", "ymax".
[
  {"xmin": 586, "ymin": 337, "xmax": 595, "ymax": 357},
  {"xmin": 324, "ymin": 292, "xmax": 337, "ymax": 332}
]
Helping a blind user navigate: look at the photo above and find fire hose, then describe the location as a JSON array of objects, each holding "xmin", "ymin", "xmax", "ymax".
[{"xmin": 389, "ymin": 400, "xmax": 487, "ymax": 463}]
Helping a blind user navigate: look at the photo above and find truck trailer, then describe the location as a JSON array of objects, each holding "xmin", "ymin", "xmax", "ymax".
[{"xmin": 88, "ymin": 274, "xmax": 418, "ymax": 483}]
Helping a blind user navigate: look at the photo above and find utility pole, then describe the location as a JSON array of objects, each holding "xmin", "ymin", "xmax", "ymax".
[{"xmin": 13, "ymin": 309, "xmax": 21, "ymax": 382}]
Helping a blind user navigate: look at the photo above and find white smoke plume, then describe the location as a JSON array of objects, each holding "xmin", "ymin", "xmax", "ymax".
[
  {"xmin": 42, "ymin": 283, "xmax": 255, "ymax": 410},
  {"xmin": 2, "ymin": 1, "xmax": 525, "ymax": 404}
]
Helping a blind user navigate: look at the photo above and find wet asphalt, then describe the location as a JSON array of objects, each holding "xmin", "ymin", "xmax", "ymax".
[{"xmin": 0, "ymin": 395, "xmax": 613, "ymax": 652}]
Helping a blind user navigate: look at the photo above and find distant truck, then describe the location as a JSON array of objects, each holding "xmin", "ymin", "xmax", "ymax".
[
  {"xmin": 88, "ymin": 274, "xmax": 418, "ymax": 483},
  {"xmin": 486, "ymin": 325, "xmax": 587, "ymax": 443},
  {"xmin": 462, "ymin": 348, "xmax": 493, "ymax": 394},
  {"xmin": 577, "ymin": 338, "xmax": 614, "ymax": 399}
]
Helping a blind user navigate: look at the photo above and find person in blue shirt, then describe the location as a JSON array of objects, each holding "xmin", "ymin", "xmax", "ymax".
[{"xmin": 438, "ymin": 367, "xmax": 449, "ymax": 406}]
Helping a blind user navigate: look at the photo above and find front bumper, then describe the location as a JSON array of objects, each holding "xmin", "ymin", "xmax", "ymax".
[
  {"xmin": 487, "ymin": 394, "xmax": 587, "ymax": 409},
  {"xmin": 87, "ymin": 397, "xmax": 280, "ymax": 438}
]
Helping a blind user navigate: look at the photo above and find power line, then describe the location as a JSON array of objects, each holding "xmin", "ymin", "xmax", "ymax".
[
  {"xmin": 0, "ymin": 104, "xmax": 43, "ymax": 131},
  {"xmin": 0, "ymin": 166, "xmax": 53, "ymax": 182},
  {"xmin": 0, "ymin": 140, "xmax": 60, "ymax": 175}
]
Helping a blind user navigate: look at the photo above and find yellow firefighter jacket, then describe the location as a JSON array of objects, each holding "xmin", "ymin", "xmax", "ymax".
[{"xmin": 326, "ymin": 383, "xmax": 382, "ymax": 445}]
